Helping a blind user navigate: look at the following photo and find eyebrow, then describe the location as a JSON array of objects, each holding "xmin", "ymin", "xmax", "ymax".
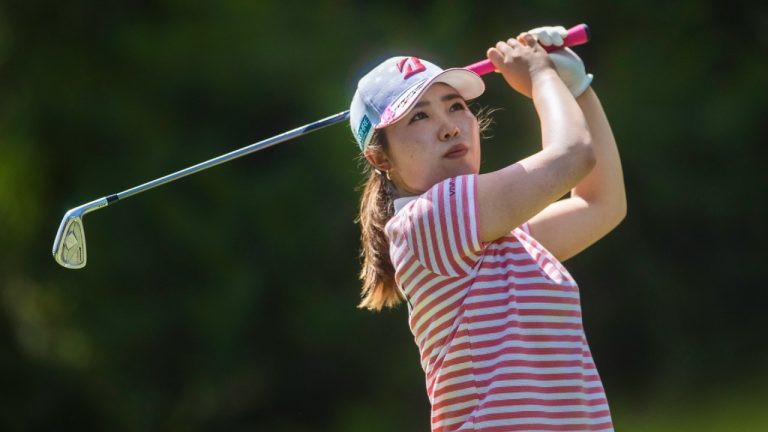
[{"xmin": 412, "ymin": 92, "xmax": 463, "ymax": 109}]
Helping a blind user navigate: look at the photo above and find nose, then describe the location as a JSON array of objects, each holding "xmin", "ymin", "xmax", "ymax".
[{"xmin": 439, "ymin": 120, "xmax": 460, "ymax": 141}]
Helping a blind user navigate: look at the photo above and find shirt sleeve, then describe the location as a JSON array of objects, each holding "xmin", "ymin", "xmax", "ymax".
[
  {"xmin": 519, "ymin": 222, "xmax": 532, "ymax": 235},
  {"xmin": 395, "ymin": 174, "xmax": 484, "ymax": 276}
]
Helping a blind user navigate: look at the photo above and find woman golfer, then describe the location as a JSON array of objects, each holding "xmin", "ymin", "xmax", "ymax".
[{"xmin": 350, "ymin": 26, "xmax": 625, "ymax": 431}]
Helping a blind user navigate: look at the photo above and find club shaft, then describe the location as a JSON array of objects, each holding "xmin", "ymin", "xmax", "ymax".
[
  {"xmin": 95, "ymin": 23, "xmax": 590, "ymax": 206},
  {"xmin": 108, "ymin": 110, "xmax": 350, "ymax": 204},
  {"xmin": 54, "ymin": 23, "xmax": 591, "ymax": 270}
]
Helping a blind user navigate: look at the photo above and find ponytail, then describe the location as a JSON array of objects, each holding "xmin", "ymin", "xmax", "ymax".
[{"xmin": 356, "ymin": 132, "xmax": 402, "ymax": 311}]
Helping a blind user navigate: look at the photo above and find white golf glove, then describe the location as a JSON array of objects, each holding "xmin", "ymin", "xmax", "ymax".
[{"xmin": 529, "ymin": 26, "xmax": 593, "ymax": 97}]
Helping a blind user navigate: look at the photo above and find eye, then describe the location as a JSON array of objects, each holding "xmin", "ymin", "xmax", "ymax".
[
  {"xmin": 450, "ymin": 101, "xmax": 466, "ymax": 111},
  {"xmin": 408, "ymin": 111, "xmax": 428, "ymax": 123}
]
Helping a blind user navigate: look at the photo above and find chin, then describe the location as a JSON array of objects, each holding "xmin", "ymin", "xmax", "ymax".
[
  {"xmin": 432, "ymin": 166, "xmax": 477, "ymax": 186},
  {"xmin": 417, "ymin": 161, "xmax": 480, "ymax": 192},
  {"xmin": 450, "ymin": 159, "xmax": 480, "ymax": 177}
]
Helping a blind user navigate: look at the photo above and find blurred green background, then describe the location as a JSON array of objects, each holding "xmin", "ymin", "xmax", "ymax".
[{"xmin": 1, "ymin": 0, "xmax": 767, "ymax": 430}]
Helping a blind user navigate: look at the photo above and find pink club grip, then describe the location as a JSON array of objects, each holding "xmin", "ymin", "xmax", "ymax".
[{"xmin": 465, "ymin": 23, "xmax": 590, "ymax": 76}]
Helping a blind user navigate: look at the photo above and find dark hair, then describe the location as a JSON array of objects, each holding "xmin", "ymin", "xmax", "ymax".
[{"xmin": 356, "ymin": 105, "xmax": 495, "ymax": 311}]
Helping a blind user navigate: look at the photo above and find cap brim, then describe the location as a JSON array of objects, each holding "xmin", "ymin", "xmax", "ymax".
[{"xmin": 376, "ymin": 68, "xmax": 485, "ymax": 129}]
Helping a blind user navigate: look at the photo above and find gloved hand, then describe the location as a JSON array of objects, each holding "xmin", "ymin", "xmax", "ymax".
[{"xmin": 528, "ymin": 26, "xmax": 593, "ymax": 97}]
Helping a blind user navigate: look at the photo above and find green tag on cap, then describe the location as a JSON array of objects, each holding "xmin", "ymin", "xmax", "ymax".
[{"xmin": 356, "ymin": 115, "xmax": 372, "ymax": 149}]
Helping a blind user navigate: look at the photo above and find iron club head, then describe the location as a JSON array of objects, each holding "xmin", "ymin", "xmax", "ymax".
[
  {"xmin": 53, "ymin": 210, "xmax": 86, "ymax": 269},
  {"xmin": 52, "ymin": 198, "xmax": 109, "ymax": 269}
]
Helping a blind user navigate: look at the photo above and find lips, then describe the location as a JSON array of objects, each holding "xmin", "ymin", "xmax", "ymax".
[{"xmin": 444, "ymin": 144, "xmax": 468, "ymax": 159}]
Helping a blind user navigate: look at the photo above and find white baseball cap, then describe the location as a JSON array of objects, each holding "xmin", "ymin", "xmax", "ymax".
[{"xmin": 350, "ymin": 56, "xmax": 485, "ymax": 151}]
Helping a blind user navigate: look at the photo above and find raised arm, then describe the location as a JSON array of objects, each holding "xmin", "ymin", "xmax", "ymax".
[
  {"xmin": 476, "ymin": 34, "xmax": 595, "ymax": 243},
  {"xmin": 527, "ymin": 86, "xmax": 626, "ymax": 260}
]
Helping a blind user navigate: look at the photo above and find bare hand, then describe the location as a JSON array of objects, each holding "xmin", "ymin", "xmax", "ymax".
[{"xmin": 486, "ymin": 33, "xmax": 555, "ymax": 98}]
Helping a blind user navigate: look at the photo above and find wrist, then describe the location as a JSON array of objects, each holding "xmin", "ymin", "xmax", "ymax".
[
  {"xmin": 570, "ymin": 73, "xmax": 593, "ymax": 97},
  {"xmin": 548, "ymin": 48, "xmax": 593, "ymax": 97},
  {"xmin": 530, "ymin": 67, "xmax": 561, "ymax": 86}
]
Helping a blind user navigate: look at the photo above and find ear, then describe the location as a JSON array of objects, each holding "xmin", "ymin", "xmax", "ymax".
[{"xmin": 364, "ymin": 148, "xmax": 392, "ymax": 173}]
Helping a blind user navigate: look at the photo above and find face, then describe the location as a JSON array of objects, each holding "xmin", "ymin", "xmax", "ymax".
[{"xmin": 368, "ymin": 83, "xmax": 481, "ymax": 195}]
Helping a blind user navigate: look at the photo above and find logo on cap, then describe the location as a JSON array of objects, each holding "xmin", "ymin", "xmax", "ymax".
[
  {"xmin": 397, "ymin": 57, "xmax": 426, "ymax": 79},
  {"xmin": 356, "ymin": 115, "xmax": 372, "ymax": 146}
]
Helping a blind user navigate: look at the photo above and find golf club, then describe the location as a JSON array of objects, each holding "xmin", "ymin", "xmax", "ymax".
[{"xmin": 52, "ymin": 24, "xmax": 590, "ymax": 269}]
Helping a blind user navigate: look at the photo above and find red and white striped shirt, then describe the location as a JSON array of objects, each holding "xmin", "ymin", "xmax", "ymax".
[{"xmin": 386, "ymin": 174, "xmax": 613, "ymax": 431}]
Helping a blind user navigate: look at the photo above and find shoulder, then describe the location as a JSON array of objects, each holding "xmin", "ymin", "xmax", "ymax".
[
  {"xmin": 386, "ymin": 174, "xmax": 478, "ymax": 235},
  {"xmin": 386, "ymin": 175, "xmax": 484, "ymax": 277}
]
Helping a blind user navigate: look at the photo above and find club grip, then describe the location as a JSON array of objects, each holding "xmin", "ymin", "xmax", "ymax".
[{"xmin": 464, "ymin": 23, "xmax": 590, "ymax": 76}]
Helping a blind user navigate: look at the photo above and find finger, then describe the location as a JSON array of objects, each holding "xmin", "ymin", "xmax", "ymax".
[
  {"xmin": 528, "ymin": 26, "xmax": 545, "ymax": 36},
  {"xmin": 497, "ymin": 40, "xmax": 517, "ymax": 57},
  {"xmin": 537, "ymin": 30, "xmax": 553, "ymax": 46},
  {"xmin": 504, "ymin": 37, "xmax": 521, "ymax": 48},
  {"xmin": 554, "ymin": 26, "xmax": 567, "ymax": 40},
  {"xmin": 486, "ymin": 47, "xmax": 505, "ymax": 71},
  {"xmin": 518, "ymin": 33, "xmax": 537, "ymax": 47},
  {"xmin": 550, "ymin": 26, "xmax": 565, "ymax": 46}
]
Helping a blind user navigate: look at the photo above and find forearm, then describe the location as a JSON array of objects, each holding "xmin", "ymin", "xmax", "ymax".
[
  {"xmin": 571, "ymin": 87, "xmax": 626, "ymax": 220},
  {"xmin": 476, "ymin": 69, "xmax": 595, "ymax": 243},
  {"xmin": 532, "ymin": 69, "xmax": 592, "ymax": 154},
  {"xmin": 520, "ymin": 28, "xmax": 626, "ymax": 258},
  {"xmin": 477, "ymin": 36, "xmax": 598, "ymax": 243}
]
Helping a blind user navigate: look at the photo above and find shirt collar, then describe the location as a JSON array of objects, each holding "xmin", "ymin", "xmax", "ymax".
[{"xmin": 393, "ymin": 195, "xmax": 418, "ymax": 214}]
